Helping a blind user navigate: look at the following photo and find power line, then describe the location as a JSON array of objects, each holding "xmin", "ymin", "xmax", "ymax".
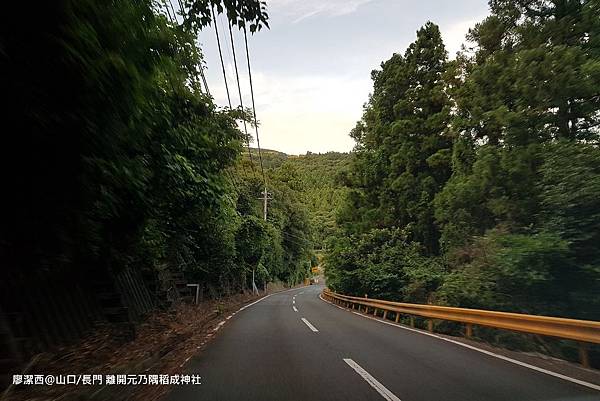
[
  {"xmin": 226, "ymin": 170, "xmax": 241, "ymax": 195},
  {"xmin": 160, "ymin": 3, "xmax": 243, "ymax": 205},
  {"xmin": 227, "ymin": 20, "xmax": 257, "ymax": 177},
  {"xmin": 228, "ymin": 166, "xmax": 246, "ymax": 191},
  {"xmin": 174, "ymin": 0, "xmax": 204, "ymax": 94},
  {"xmin": 234, "ymin": 158, "xmax": 248, "ymax": 179},
  {"xmin": 282, "ymin": 230, "xmax": 311, "ymax": 242},
  {"xmin": 281, "ymin": 232, "xmax": 312, "ymax": 248},
  {"xmin": 176, "ymin": 0, "xmax": 185, "ymax": 16},
  {"xmin": 243, "ymin": 25, "xmax": 266, "ymax": 188},
  {"xmin": 162, "ymin": 0, "xmax": 174, "ymax": 23},
  {"xmin": 178, "ymin": 0, "xmax": 209, "ymax": 95},
  {"xmin": 198, "ymin": 61, "xmax": 211, "ymax": 96},
  {"xmin": 167, "ymin": 0, "xmax": 178, "ymax": 23},
  {"xmin": 158, "ymin": 1, "xmax": 181, "ymax": 94},
  {"xmin": 219, "ymin": 15, "xmax": 233, "ymax": 68},
  {"xmin": 211, "ymin": 6, "xmax": 232, "ymax": 109},
  {"xmin": 213, "ymin": 10, "xmax": 255, "ymax": 180}
]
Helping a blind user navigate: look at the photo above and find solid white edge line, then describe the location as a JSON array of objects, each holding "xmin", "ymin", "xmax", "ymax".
[
  {"xmin": 177, "ymin": 286, "xmax": 310, "ymax": 368},
  {"xmin": 293, "ymin": 306, "xmax": 298, "ymax": 312},
  {"xmin": 319, "ymin": 295, "xmax": 600, "ymax": 392},
  {"xmin": 301, "ymin": 317, "xmax": 319, "ymax": 332},
  {"xmin": 204, "ymin": 286, "xmax": 312, "ymax": 336},
  {"xmin": 237, "ymin": 294, "xmax": 272, "ymax": 313},
  {"xmin": 235, "ymin": 285, "xmax": 309, "ymax": 314},
  {"xmin": 343, "ymin": 358, "xmax": 402, "ymax": 401}
]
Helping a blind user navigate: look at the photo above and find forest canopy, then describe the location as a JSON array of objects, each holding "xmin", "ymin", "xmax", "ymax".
[
  {"xmin": 0, "ymin": 0, "xmax": 311, "ymax": 295},
  {"xmin": 325, "ymin": 0, "xmax": 600, "ymax": 322}
]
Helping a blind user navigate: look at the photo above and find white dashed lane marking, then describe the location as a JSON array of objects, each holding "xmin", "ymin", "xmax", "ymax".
[
  {"xmin": 343, "ymin": 358, "xmax": 401, "ymax": 401},
  {"xmin": 301, "ymin": 318, "xmax": 318, "ymax": 332}
]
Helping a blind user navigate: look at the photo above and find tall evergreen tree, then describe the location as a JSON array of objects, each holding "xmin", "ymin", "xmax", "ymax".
[
  {"xmin": 341, "ymin": 22, "xmax": 452, "ymax": 254},
  {"xmin": 328, "ymin": 0, "xmax": 600, "ymax": 327}
]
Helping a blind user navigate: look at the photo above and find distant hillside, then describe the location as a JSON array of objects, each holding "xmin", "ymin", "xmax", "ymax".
[
  {"xmin": 246, "ymin": 148, "xmax": 289, "ymax": 169},
  {"xmin": 243, "ymin": 149, "xmax": 350, "ymax": 249},
  {"xmin": 285, "ymin": 152, "xmax": 350, "ymax": 249}
]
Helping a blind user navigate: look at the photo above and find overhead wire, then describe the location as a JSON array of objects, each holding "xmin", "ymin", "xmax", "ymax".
[
  {"xmin": 218, "ymin": 13, "xmax": 255, "ymax": 180},
  {"xmin": 162, "ymin": 0, "xmax": 174, "ymax": 22},
  {"xmin": 211, "ymin": 6, "xmax": 232, "ymax": 109},
  {"xmin": 166, "ymin": 2, "xmax": 237, "ymax": 194},
  {"xmin": 243, "ymin": 25, "xmax": 267, "ymax": 188},
  {"xmin": 171, "ymin": 0, "xmax": 209, "ymax": 95},
  {"xmin": 282, "ymin": 230, "xmax": 312, "ymax": 243},
  {"xmin": 208, "ymin": 9, "xmax": 253, "ymax": 181},
  {"xmin": 158, "ymin": 1, "xmax": 180, "ymax": 94},
  {"xmin": 281, "ymin": 233, "xmax": 312, "ymax": 248},
  {"xmin": 169, "ymin": 6, "xmax": 268, "ymax": 210},
  {"xmin": 208, "ymin": 13, "xmax": 241, "ymax": 196},
  {"xmin": 176, "ymin": 0, "xmax": 185, "ymax": 17},
  {"xmin": 226, "ymin": 170, "xmax": 241, "ymax": 195},
  {"xmin": 227, "ymin": 19, "xmax": 257, "ymax": 177},
  {"xmin": 159, "ymin": 2, "xmax": 249, "ymax": 206},
  {"xmin": 171, "ymin": 0, "xmax": 201, "ymax": 93},
  {"xmin": 219, "ymin": 14, "xmax": 233, "ymax": 68},
  {"xmin": 168, "ymin": 9, "xmax": 308, "ymax": 247},
  {"xmin": 167, "ymin": 0, "xmax": 178, "ymax": 23},
  {"xmin": 198, "ymin": 62, "xmax": 211, "ymax": 96},
  {"xmin": 161, "ymin": 0, "xmax": 175, "ymax": 24}
]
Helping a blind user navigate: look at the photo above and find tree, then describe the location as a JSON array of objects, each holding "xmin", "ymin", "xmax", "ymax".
[
  {"xmin": 327, "ymin": 1, "xmax": 600, "ymax": 327},
  {"xmin": 0, "ymin": 0, "xmax": 273, "ymax": 295},
  {"xmin": 340, "ymin": 22, "xmax": 452, "ymax": 254}
]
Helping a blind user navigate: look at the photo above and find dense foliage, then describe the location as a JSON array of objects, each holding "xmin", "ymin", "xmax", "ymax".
[
  {"xmin": 293, "ymin": 152, "xmax": 350, "ymax": 249},
  {"xmin": 327, "ymin": 0, "xmax": 600, "ymax": 322},
  {"xmin": 0, "ymin": 0, "xmax": 310, "ymax": 296},
  {"xmin": 241, "ymin": 150, "xmax": 350, "ymax": 249}
]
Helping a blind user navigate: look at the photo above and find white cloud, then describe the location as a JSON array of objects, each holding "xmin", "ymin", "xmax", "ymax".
[
  {"xmin": 440, "ymin": 16, "xmax": 484, "ymax": 57},
  {"xmin": 208, "ymin": 69, "xmax": 369, "ymax": 154},
  {"xmin": 200, "ymin": 2, "xmax": 491, "ymax": 155},
  {"xmin": 204, "ymin": 18, "xmax": 489, "ymax": 155},
  {"xmin": 270, "ymin": 0, "xmax": 375, "ymax": 23},
  {"xmin": 255, "ymin": 73, "xmax": 369, "ymax": 154}
]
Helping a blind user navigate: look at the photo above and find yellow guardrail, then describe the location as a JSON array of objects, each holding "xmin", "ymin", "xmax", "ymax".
[{"xmin": 322, "ymin": 289, "xmax": 600, "ymax": 367}]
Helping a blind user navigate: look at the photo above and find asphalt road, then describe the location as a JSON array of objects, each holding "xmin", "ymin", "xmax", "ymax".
[{"xmin": 166, "ymin": 285, "xmax": 600, "ymax": 401}]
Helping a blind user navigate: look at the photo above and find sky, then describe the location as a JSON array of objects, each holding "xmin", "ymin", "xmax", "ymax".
[{"xmin": 199, "ymin": 0, "xmax": 490, "ymax": 155}]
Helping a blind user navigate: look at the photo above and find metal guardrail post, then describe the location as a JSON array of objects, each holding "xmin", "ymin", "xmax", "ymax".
[
  {"xmin": 465, "ymin": 323, "xmax": 473, "ymax": 338},
  {"xmin": 579, "ymin": 342, "xmax": 590, "ymax": 368}
]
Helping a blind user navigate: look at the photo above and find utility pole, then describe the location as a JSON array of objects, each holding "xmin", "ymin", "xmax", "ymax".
[
  {"xmin": 252, "ymin": 269, "xmax": 259, "ymax": 295},
  {"xmin": 251, "ymin": 188, "xmax": 272, "ymax": 295},
  {"xmin": 258, "ymin": 187, "xmax": 272, "ymax": 221}
]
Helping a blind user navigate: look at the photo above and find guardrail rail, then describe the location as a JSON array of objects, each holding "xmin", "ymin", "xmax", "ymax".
[{"xmin": 322, "ymin": 289, "xmax": 600, "ymax": 367}]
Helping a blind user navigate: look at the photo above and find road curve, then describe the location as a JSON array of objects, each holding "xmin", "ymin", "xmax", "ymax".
[{"xmin": 166, "ymin": 285, "xmax": 600, "ymax": 401}]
